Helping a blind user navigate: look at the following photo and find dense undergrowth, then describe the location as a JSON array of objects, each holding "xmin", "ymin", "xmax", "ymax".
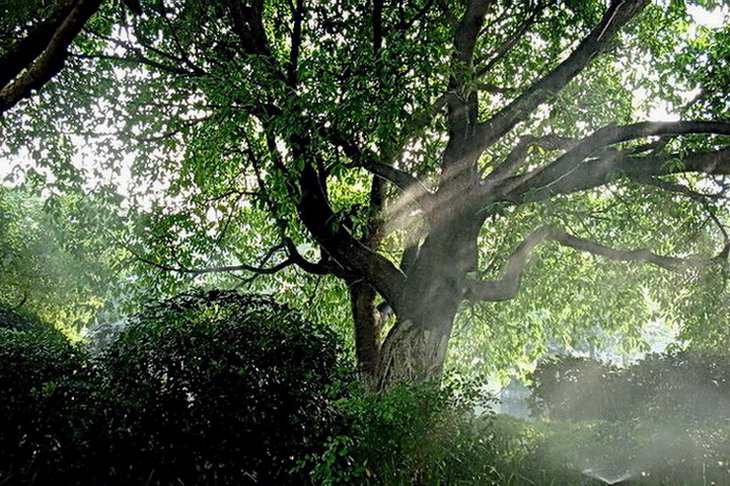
[{"xmin": 1, "ymin": 293, "xmax": 729, "ymax": 485}]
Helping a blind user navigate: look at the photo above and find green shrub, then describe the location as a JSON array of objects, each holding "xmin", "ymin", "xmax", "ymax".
[
  {"xmin": 96, "ymin": 290, "xmax": 343, "ymax": 485},
  {"xmin": 301, "ymin": 377, "xmax": 507, "ymax": 485},
  {"xmin": 0, "ymin": 303, "xmax": 45, "ymax": 331},
  {"xmin": 0, "ymin": 326, "xmax": 93, "ymax": 484},
  {"xmin": 618, "ymin": 351, "xmax": 730, "ymax": 423}
]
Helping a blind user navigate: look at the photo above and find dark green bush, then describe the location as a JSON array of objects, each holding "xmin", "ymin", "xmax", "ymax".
[
  {"xmin": 618, "ymin": 351, "xmax": 730, "ymax": 423},
  {"xmin": 0, "ymin": 326, "xmax": 93, "ymax": 484},
  {"xmin": 0, "ymin": 303, "xmax": 45, "ymax": 331},
  {"xmin": 96, "ymin": 290, "xmax": 342, "ymax": 485}
]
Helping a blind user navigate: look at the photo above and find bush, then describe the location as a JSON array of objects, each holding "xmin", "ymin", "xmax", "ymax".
[
  {"xmin": 96, "ymin": 290, "xmax": 342, "ymax": 485},
  {"xmin": 528, "ymin": 352, "xmax": 730, "ymax": 423},
  {"xmin": 527, "ymin": 356, "xmax": 619, "ymax": 420},
  {"xmin": 618, "ymin": 351, "xmax": 730, "ymax": 423},
  {"xmin": 301, "ymin": 377, "xmax": 506, "ymax": 485},
  {"xmin": 0, "ymin": 326, "xmax": 93, "ymax": 484},
  {"xmin": 0, "ymin": 303, "xmax": 45, "ymax": 331}
]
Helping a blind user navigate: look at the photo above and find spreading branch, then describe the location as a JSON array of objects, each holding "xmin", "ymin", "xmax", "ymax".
[
  {"xmin": 511, "ymin": 121, "xmax": 730, "ymax": 194},
  {"xmin": 133, "ymin": 250, "xmax": 295, "ymax": 277},
  {"xmin": 484, "ymin": 134, "xmax": 576, "ymax": 182},
  {"xmin": 506, "ymin": 145, "xmax": 730, "ymax": 204},
  {"xmin": 474, "ymin": 0, "xmax": 650, "ymax": 153},
  {"xmin": 465, "ymin": 226, "xmax": 718, "ymax": 303}
]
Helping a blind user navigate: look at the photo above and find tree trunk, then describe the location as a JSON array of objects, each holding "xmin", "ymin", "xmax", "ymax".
[
  {"xmin": 376, "ymin": 319, "xmax": 451, "ymax": 388},
  {"xmin": 349, "ymin": 281, "xmax": 382, "ymax": 383}
]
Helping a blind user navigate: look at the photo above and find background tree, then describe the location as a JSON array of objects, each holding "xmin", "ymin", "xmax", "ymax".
[{"xmin": 1, "ymin": 0, "xmax": 728, "ymax": 387}]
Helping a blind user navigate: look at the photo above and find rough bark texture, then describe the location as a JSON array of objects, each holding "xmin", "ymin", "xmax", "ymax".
[{"xmin": 377, "ymin": 319, "xmax": 452, "ymax": 387}]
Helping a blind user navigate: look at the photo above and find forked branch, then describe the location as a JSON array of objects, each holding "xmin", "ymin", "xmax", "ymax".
[{"xmin": 475, "ymin": 0, "xmax": 650, "ymax": 152}]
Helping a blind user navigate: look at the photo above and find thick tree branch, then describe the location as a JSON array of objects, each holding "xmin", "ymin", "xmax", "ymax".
[
  {"xmin": 464, "ymin": 226, "xmax": 551, "ymax": 301},
  {"xmin": 474, "ymin": 0, "xmax": 650, "ymax": 153},
  {"xmin": 508, "ymin": 146, "xmax": 730, "ymax": 204},
  {"xmin": 360, "ymin": 161, "xmax": 433, "ymax": 207},
  {"xmin": 0, "ymin": 1, "xmax": 76, "ymax": 87},
  {"xmin": 494, "ymin": 121, "xmax": 730, "ymax": 202},
  {"xmin": 0, "ymin": 0, "xmax": 103, "ymax": 114},
  {"xmin": 551, "ymin": 231, "xmax": 703, "ymax": 271},
  {"xmin": 516, "ymin": 121, "xmax": 730, "ymax": 192},
  {"xmin": 454, "ymin": 0, "xmax": 495, "ymax": 66},
  {"xmin": 287, "ymin": 0, "xmax": 304, "ymax": 86},
  {"xmin": 465, "ymin": 226, "xmax": 717, "ymax": 303},
  {"xmin": 282, "ymin": 237, "xmax": 336, "ymax": 276},
  {"xmin": 484, "ymin": 134, "xmax": 576, "ymax": 182},
  {"xmin": 294, "ymin": 153, "xmax": 409, "ymax": 311}
]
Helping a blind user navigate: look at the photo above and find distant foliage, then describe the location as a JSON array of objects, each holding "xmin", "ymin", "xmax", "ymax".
[
  {"xmin": 97, "ymin": 290, "xmax": 343, "ymax": 485},
  {"xmin": 527, "ymin": 356, "xmax": 619, "ymax": 420},
  {"xmin": 528, "ymin": 352, "xmax": 730, "ymax": 423}
]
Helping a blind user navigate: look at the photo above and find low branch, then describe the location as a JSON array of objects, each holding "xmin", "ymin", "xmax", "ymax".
[
  {"xmin": 551, "ymin": 231, "xmax": 702, "ymax": 271},
  {"xmin": 283, "ymin": 237, "xmax": 336, "ymax": 275},
  {"xmin": 464, "ymin": 227, "xmax": 551, "ymax": 301},
  {"xmin": 135, "ymin": 253, "xmax": 295, "ymax": 277}
]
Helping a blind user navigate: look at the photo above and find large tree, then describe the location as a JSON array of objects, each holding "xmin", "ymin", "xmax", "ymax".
[{"xmin": 1, "ymin": 0, "xmax": 728, "ymax": 387}]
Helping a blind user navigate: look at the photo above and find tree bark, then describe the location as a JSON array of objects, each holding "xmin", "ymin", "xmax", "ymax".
[
  {"xmin": 349, "ymin": 281, "xmax": 382, "ymax": 382},
  {"xmin": 377, "ymin": 319, "xmax": 452, "ymax": 388},
  {"xmin": 374, "ymin": 216, "xmax": 480, "ymax": 389}
]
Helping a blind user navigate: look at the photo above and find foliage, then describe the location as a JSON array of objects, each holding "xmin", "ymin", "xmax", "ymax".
[
  {"xmin": 300, "ymin": 377, "xmax": 506, "ymax": 485},
  {"xmin": 0, "ymin": 186, "xmax": 130, "ymax": 335},
  {"xmin": 527, "ymin": 356, "xmax": 620, "ymax": 420},
  {"xmin": 0, "ymin": 290, "xmax": 346, "ymax": 485},
  {"xmin": 1, "ymin": 0, "xmax": 729, "ymax": 385},
  {"xmin": 96, "ymin": 289, "xmax": 343, "ymax": 485},
  {"xmin": 0, "ymin": 303, "xmax": 45, "ymax": 330},
  {"xmin": 527, "ymin": 351, "xmax": 730, "ymax": 423},
  {"xmin": 498, "ymin": 416, "xmax": 730, "ymax": 485},
  {"xmin": 0, "ymin": 325, "xmax": 93, "ymax": 484}
]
